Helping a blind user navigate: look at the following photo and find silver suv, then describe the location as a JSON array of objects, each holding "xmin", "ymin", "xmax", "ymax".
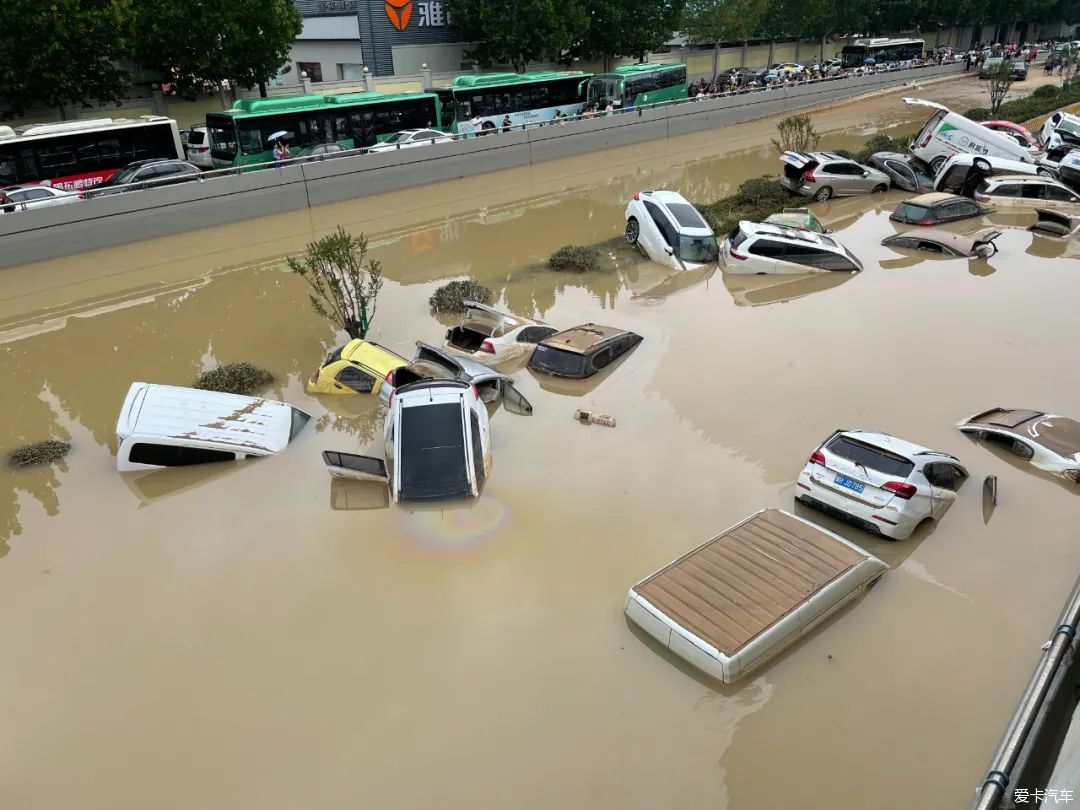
[{"xmin": 780, "ymin": 152, "xmax": 891, "ymax": 201}]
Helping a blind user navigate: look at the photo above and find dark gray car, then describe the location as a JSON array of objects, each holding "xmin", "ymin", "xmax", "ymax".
[{"xmin": 868, "ymin": 152, "xmax": 936, "ymax": 192}]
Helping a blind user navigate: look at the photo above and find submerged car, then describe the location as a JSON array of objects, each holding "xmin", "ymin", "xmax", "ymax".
[
  {"xmin": 307, "ymin": 339, "xmax": 408, "ymax": 395},
  {"xmin": 115, "ymin": 382, "xmax": 311, "ymax": 472},
  {"xmin": 974, "ymin": 175, "xmax": 1080, "ymax": 210},
  {"xmin": 779, "ymin": 151, "xmax": 890, "ymax": 201},
  {"xmin": 380, "ymin": 341, "xmax": 533, "ymax": 413},
  {"xmin": 933, "ymin": 153, "xmax": 1046, "ymax": 195},
  {"xmin": 867, "ymin": 152, "xmax": 936, "ymax": 192},
  {"xmin": 444, "ymin": 301, "xmax": 557, "ymax": 362},
  {"xmin": 881, "ymin": 228, "xmax": 1000, "ymax": 257},
  {"xmin": 1027, "ymin": 208, "xmax": 1080, "ymax": 238},
  {"xmin": 323, "ymin": 380, "xmax": 491, "ymax": 503},
  {"xmin": 762, "ymin": 207, "xmax": 829, "ymax": 233},
  {"xmin": 796, "ymin": 429, "xmax": 968, "ymax": 540},
  {"xmin": 890, "ymin": 193, "xmax": 989, "ymax": 225},
  {"xmin": 958, "ymin": 408, "xmax": 1080, "ymax": 481},
  {"xmin": 722, "ymin": 221, "xmax": 862, "ymax": 274},
  {"xmin": 624, "ymin": 190, "xmax": 719, "ymax": 270},
  {"xmin": 527, "ymin": 324, "xmax": 642, "ymax": 379}
]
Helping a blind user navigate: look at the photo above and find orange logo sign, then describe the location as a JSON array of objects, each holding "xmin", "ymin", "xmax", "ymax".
[{"xmin": 385, "ymin": 0, "xmax": 412, "ymax": 30}]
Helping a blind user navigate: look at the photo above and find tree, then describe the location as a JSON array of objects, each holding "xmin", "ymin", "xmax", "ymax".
[
  {"xmin": 133, "ymin": 0, "xmax": 301, "ymax": 98},
  {"xmin": 0, "ymin": 0, "xmax": 132, "ymax": 117},
  {"xmin": 771, "ymin": 114, "xmax": 821, "ymax": 153},
  {"xmin": 289, "ymin": 227, "xmax": 385, "ymax": 340},
  {"xmin": 682, "ymin": 0, "xmax": 768, "ymax": 79},
  {"xmin": 983, "ymin": 60, "xmax": 1014, "ymax": 114},
  {"xmin": 445, "ymin": 0, "xmax": 589, "ymax": 72},
  {"xmin": 575, "ymin": 0, "xmax": 685, "ymax": 72}
]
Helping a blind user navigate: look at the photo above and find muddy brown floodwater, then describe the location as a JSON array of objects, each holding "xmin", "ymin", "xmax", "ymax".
[{"xmin": 1, "ymin": 75, "xmax": 1077, "ymax": 810}]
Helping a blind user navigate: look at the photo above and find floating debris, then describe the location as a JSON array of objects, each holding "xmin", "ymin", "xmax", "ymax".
[
  {"xmin": 192, "ymin": 362, "xmax": 274, "ymax": 396},
  {"xmin": 7, "ymin": 440, "xmax": 71, "ymax": 469}
]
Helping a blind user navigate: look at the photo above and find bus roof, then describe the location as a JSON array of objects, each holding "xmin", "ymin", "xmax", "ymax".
[
  {"xmin": 0, "ymin": 116, "xmax": 173, "ymax": 141},
  {"xmin": 594, "ymin": 62, "xmax": 687, "ymax": 78},
  {"xmin": 846, "ymin": 37, "xmax": 924, "ymax": 47},
  {"xmin": 221, "ymin": 91, "xmax": 437, "ymax": 118},
  {"xmin": 449, "ymin": 71, "xmax": 588, "ymax": 90}
]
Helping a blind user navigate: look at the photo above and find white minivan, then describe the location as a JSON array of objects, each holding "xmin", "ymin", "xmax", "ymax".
[{"xmin": 906, "ymin": 98, "xmax": 1036, "ymax": 174}]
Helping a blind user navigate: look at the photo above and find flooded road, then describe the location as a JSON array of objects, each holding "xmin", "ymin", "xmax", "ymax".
[{"xmin": 2, "ymin": 75, "xmax": 1077, "ymax": 810}]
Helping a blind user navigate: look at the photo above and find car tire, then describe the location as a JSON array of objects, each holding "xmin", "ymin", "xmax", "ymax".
[
  {"xmin": 814, "ymin": 186, "xmax": 833, "ymax": 202},
  {"xmin": 872, "ymin": 184, "xmax": 888, "ymax": 193},
  {"xmin": 625, "ymin": 217, "xmax": 640, "ymax": 244},
  {"xmin": 930, "ymin": 156, "xmax": 947, "ymax": 174},
  {"xmin": 1037, "ymin": 167, "xmax": 1056, "ymax": 178}
]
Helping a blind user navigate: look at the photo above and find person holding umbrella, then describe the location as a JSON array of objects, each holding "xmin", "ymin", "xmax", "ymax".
[{"xmin": 269, "ymin": 130, "xmax": 291, "ymax": 163}]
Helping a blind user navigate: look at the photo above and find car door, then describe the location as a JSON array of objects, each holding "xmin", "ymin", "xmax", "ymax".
[
  {"xmin": 499, "ymin": 380, "xmax": 533, "ymax": 415},
  {"xmin": 332, "ymin": 365, "xmax": 377, "ymax": 393},
  {"xmin": 321, "ymin": 450, "xmax": 388, "ymax": 482},
  {"xmin": 12, "ymin": 188, "xmax": 52, "ymax": 210},
  {"xmin": 1043, "ymin": 183, "xmax": 1080, "ymax": 210},
  {"xmin": 923, "ymin": 462, "xmax": 968, "ymax": 519},
  {"xmin": 821, "ymin": 163, "xmax": 856, "ymax": 194},
  {"xmin": 744, "ymin": 237, "xmax": 784, "ymax": 272},
  {"xmin": 885, "ymin": 158, "xmax": 918, "ymax": 192}
]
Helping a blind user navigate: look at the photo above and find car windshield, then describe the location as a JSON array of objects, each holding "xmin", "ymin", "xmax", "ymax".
[
  {"xmin": 288, "ymin": 408, "xmax": 311, "ymax": 442},
  {"xmin": 827, "ymin": 436, "xmax": 915, "ymax": 477},
  {"xmin": 679, "ymin": 234, "xmax": 720, "ymax": 263},
  {"xmin": 104, "ymin": 165, "xmax": 143, "ymax": 186},
  {"xmin": 529, "ymin": 345, "xmax": 588, "ymax": 377},
  {"xmin": 893, "ymin": 202, "xmax": 929, "ymax": 221},
  {"xmin": 385, "ymin": 133, "xmax": 409, "ymax": 143}
]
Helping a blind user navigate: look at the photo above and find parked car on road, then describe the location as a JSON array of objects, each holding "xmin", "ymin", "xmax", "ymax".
[
  {"xmin": 367, "ymin": 129, "xmax": 454, "ymax": 153},
  {"xmin": 958, "ymin": 408, "xmax": 1080, "ymax": 482},
  {"xmin": 115, "ymin": 382, "xmax": 310, "ymax": 472},
  {"xmin": 528, "ymin": 324, "xmax": 642, "ymax": 379},
  {"xmin": 306, "ymin": 339, "xmax": 407, "ymax": 395},
  {"xmin": 322, "ymin": 379, "xmax": 492, "ymax": 503},
  {"xmin": 771, "ymin": 62, "xmax": 805, "ymax": 75},
  {"xmin": 297, "ymin": 143, "xmax": 352, "ymax": 161},
  {"xmin": 979, "ymin": 55, "xmax": 1007, "ymax": 77},
  {"xmin": 890, "ymin": 192, "xmax": 989, "ymax": 225},
  {"xmin": 868, "ymin": 152, "xmax": 936, "ymax": 192},
  {"xmin": 625, "ymin": 190, "xmax": 719, "ymax": 270},
  {"xmin": 380, "ymin": 341, "xmax": 533, "ymax": 413},
  {"xmin": 0, "ymin": 184, "xmax": 82, "ymax": 213},
  {"xmin": 183, "ymin": 125, "xmax": 213, "ymax": 168},
  {"xmin": 796, "ymin": 429, "xmax": 968, "ymax": 540},
  {"xmin": 722, "ymin": 221, "xmax": 862, "ymax": 274},
  {"xmin": 906, "ymin": 97, "xmax": 1035, "ymax": 173},
  {"xmin": 881, "ymin": 228, "xmax": 1000, "ymax": 257},
  {"xmin": 1009, "ymin": 59, "xmax": 1028, "ymax": 80},
  {"xmin": 444, "ymin": 301, "xmax": 557, "ymax": 362},
  {"xmin": 763, "ymin": 207, "xmax": 829, "ymax": 233},
  {"xmin": 973, "ymin": 174, "xmax": 1080, "ymax": 210},
  {"xmin": 89, "ymin": 159, "xmax": 202, "ymax": 196},
  {"xmin": 779, "ymin": 151, "xmax": 890, "ymax": 201}
]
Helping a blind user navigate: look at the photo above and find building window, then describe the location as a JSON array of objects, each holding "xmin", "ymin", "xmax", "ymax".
[
  {"xmin": 297, "ymin": 62, "xmax": 323, "ymax": 83},
  {"xmin": 338, "ymin": 63, "xmax": 364, "ymax": 81}
]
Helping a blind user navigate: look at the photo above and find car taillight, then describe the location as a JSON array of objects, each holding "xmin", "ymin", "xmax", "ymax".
[
  {"xmin": 883, "ymin": 481, "xmax": 917, "ymax": 500},
  {"xmin": 975, "ymin": 193, "xmax": 990, "ymax": 203},
  {"xmin": 920, "ymin": 132, "xmax": 933, "ymax": 147},
  {"xmin": 633, "ymin": 192, "xmax": 640, "ymax": 200},
  {"xmin": 471, "ymin": 384, "xmax": 479, "ymax": 400},
  {"xmin": 1064, "ymin": 470, "xmax": 1080, "ymax": 483},
  {"xmin": 804, "ymin": 169, "xmax": 815, "ymax": 182},
  {"xmin": 916, "ymin": 219, "xmax": 934, "ymax": 226},
  {"xmin": 809, "ymin": 450, "xmax": 826, "ymax": 466},
  {"xmin": 479, "ymin": 340, "xmax": 496, "ymax": 354},
  {"xmin": 76, "ymin": 192, "xmax": 84, "ymax": 200}
]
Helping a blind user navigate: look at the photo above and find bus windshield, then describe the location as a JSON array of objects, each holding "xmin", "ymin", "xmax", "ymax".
[
  {"xmin": 586, "ymin": 77, "xmax": 621, "ymax": 107},
  {"xmin": 207, "ymin": 116, "xmax": 238, "ymax": 161}
]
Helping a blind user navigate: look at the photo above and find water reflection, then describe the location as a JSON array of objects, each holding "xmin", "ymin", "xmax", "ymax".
[
  {"xmin": 721, "ymin": 270, "xmax": 855, "ymax": 307},
  {"xmin": 122, "ymin": 462, "xmax": 244, "ymax": 507}
]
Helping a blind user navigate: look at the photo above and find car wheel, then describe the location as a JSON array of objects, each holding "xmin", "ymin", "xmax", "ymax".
[
  {"xmin": 930, "ymin": 156, "xmax": 947, "ymax": 174},
  {"xmin": 814, "ymin": 186, "xmax": 833, "ymax": 202},
  {"xmin": 871, "ymin": 184, "xmax": 888, "ymax": 193},
  {"xmin": 625, "ymin": 217, "xmax": 640, "ymax": 244},
  {"xmin": 1037, "ymin": 167, "xmax": 1056, "ymax": 178}
]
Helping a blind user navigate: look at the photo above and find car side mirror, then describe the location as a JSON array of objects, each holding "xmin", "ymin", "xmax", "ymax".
[
  {"xmin": 664, "ymin": 247, "xmax": 674, "ymax": 255},
  {"xmin": 862, "ymin": 171, "xmax": 870, "ymax": 177}
]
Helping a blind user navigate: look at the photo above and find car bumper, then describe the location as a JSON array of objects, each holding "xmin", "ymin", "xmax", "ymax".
[
  {"xmin": 780, "ymin": 178, "xmax": 811, "ymax": 196},
  {"xmin": 795, "ymin": 470, "xmax": 920, "ymax": 540}
]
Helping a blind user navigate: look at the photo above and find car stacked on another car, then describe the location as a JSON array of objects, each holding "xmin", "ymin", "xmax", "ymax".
[
  {"xmin": 796, "ymin": 429, "xmax": 968, "ymax": 539},
  {"xmin": 779, "ymin": 152, "xmax": 890, "ymax": 201},
  {"xmin": 722, "ymin": 221, "xmax": 862, "ymax": 274},
  {"xmin": 762, "ymin": 208, "xmax": 829, "ymax": 233}
]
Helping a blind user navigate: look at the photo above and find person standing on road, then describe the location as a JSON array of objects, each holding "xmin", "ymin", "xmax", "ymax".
[
  {"xmin": 501, "ymin": 114, "xmax": 512, "ymax": 133},
  {"xmin": 964, "ymin": 52, "xmax": 971, "ymax": 71}
]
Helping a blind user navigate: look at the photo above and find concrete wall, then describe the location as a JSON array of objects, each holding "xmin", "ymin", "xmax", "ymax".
[{"xmin": 0, "ymin": 63, "xmax": 963, "ymax": 269}]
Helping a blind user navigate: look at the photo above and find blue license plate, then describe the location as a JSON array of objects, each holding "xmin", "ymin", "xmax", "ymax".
[{"xmin": 834, "ymin": 474, "xmax": 865, "ymax": 494}]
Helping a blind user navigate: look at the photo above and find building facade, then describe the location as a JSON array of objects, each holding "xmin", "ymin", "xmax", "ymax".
[{"xmin": 288, "ymin": 0, "xmax": 471, "ymax": 80}]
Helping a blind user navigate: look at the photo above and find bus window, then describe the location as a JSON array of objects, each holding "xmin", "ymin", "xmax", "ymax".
[
  {"xmin": 238, "ymin": 126, "xmax": 263, "ymax": 155},
  {"xmin": 208, "ymin": 118, "xmax": 238, "ymax": 160},
  {"xmin": 0, "ymin": 148, "xmax": 36, "ymax": 185}
]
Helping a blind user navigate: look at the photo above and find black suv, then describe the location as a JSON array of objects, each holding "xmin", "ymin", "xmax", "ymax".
[{"xmin": 90, "ymin": 159, "xmax": 202, "ymax": 196}]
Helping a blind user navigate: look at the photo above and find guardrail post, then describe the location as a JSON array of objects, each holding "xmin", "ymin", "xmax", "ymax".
[
  {"xmin": 363, "ymin": 66, "xmax": 374, "ymax": 92},
  {"xmin": 301, "ymin": 71, "xmax": 313, "ymax": 95},
  {"xmin": 421, "ymin": 63, "xmax": 432, "ymax": 89}
]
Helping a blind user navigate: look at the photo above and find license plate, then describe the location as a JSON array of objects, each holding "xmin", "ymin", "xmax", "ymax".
[{"xmin": 834, "ymin": 474, "xmax": 865, "ymax": 494}]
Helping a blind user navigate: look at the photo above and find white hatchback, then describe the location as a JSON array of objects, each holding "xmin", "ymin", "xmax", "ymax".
[
  {"xmin": 367, "ymin": 129, "xmax": 454, "ymax": 153},
  {"xmin": 443, "ymin": 301, "xmax": 557, "ymax": 362},
  {"xmin": 624, "ymin": 190, "xmax": 719, "ymax": 271},
  {"xmin": 795, "ymin": 430, "xmax": 968, "ymax": 540},
  {"xmin": 1, "ymin": 184, "xmax": 82, "ymax": 213},
  {"xmin": 721, "ymin": 221, "xmax": 862, "ymax": 274}
]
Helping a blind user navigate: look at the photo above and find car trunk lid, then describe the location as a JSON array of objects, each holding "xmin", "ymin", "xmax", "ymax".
[
  {"xmin": 781, "ymin": 152, "xmax": 819, "ymax": 184},
  {"xmin": 809, "ymin": 436, "xmax": 916, "ymax": 508}
]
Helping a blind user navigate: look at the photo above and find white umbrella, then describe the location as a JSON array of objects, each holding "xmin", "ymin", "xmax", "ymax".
[{"xmin": 267, "ymin": 130, "xmax": 291, "ymax": 142}]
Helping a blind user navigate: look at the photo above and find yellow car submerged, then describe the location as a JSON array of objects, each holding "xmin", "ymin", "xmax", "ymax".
[{"xmin": 306, "ymin": 339, "xmax": 407, "ymax": 395}]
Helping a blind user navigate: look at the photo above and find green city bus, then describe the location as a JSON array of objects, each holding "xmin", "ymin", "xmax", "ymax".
[
  {"xmin": 206, "ymin": 91, "xmax": 442, "ymax": 168},
  {"xmin": 427, "ymin": 71, "xmax": 590, "ymax": 136},
  {"xmin": 583, "ymin": 63, "xmax": 689, "ymax": 110}
]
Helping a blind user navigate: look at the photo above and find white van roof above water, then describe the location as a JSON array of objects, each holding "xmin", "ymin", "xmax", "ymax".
[{"xmin": 116, "ymin": 382, "xmax": 306, "ymax": 455}]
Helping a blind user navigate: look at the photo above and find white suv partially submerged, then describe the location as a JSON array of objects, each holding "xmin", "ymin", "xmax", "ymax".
[
  {"xmin": 624, "ymin": 190, "xmax": 719, "ymax": 271},
  {"xmin": 795, "ymin": 430, "xmax": 968, "ymax": 540},
  {"xmin": 722, "ymin": 221, "xmax": 862, "ymax": 274}
]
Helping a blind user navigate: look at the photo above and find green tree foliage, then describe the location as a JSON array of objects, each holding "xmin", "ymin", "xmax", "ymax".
[
  {"xmin": 983, "ymin": 60, "xmax": 1015, "ymax": 113},
  {"xmin": 682, "ymin": 0, "xmax": 768, "ymax": 77},
  {"xmin": 289, "ymin": 227, "xmax": 385, "ymax": 340},
  {"xmin": 133, "ymin": 0, "xmax": 301, "ymax": 97},
  {"xmin": 771, "ymin": 114, "xmax": 822, "ymax": 153},
  {"xmin": 0, "ymin": 0, "xmax": 132, "ymax": 116},
  {"xmin": 445, "ymin": 0, "xmax": 589, "ymax": 72},
  {"xmin": 575, "ymin": 0, "xmax": 685, "ymax": 71}
]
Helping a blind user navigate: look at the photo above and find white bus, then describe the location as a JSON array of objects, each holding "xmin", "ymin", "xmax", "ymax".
[
  {"xmin": 840, "ymin": 38, "xmax": 925, "ymax": 69},
  {"xmin": 0, "ymin": 116, "xmax": 183, "ymax": 192}
]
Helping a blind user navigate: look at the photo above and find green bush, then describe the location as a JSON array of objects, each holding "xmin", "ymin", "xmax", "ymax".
[
  {"xmin": 429, "ymin": 280, "xmax": 494, "ymax": 313},
  {"xmin": 8, "ymin": 440, "xmax": 70, "ymax": 469},
  {"xmin": 963, "ymin": 107, "xmax": 992, "ymax": 121},
  {"xmin": 548, "ymin": 245, "xmax": 600, "ymax": 272},
  {"xmin": 697, "ymin": 176, "xmax": 792, "ymax": 234},
  {"xmin": 964, "ymin": 84, "xmax": 1080, "ymax": 125},
  {"xmin": 1032, "ymin": 84, "xmax": 1061, "ymax": 100},
  {"xmin": 192, "ymin": 362, "xmax": 275, "ymax": 395}
]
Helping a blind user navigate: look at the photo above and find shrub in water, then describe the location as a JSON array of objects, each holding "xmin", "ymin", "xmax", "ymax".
[
  {"xmin": 548, "ymin": 245, "xmax": 600, "ymax": 272},
  {"xmin": 193, "ymin": 362, "xmax": 275, "ymax": 395},
  {"xmin": 8, "ymin": 440, "xmax": 70, "ymax": 469},
  {"xmin": 429, "ymin": 280, "xmax": 494, "ymax": 313}
]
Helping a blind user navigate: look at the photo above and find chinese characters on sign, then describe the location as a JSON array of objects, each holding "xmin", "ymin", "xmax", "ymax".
[
  {"xmin": 417, "ymin": 0, "xmax": 450, "ymax": 26},
  {"xmin": 1014, "ymin": 788, "xmax": 1075, "ymax": 803},
  {"xmin": 318, "ymin": 0, "xmax": 357, "ymax": 10}
]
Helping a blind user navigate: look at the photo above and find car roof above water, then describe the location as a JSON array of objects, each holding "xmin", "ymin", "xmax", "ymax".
[{"xmin": 538, "ymin": 323, "xmax": 633, "ymax": 355}]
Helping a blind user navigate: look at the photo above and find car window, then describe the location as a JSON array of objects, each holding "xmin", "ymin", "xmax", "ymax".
[
  {"xmin": 886, "ymin": 160, "xmax": 915, "ymax": 182},
  {"xmin": 589, "ymin": 346, "xmax": 615, "ymax": 371},
  {"xmin": 782, "ymin": 243, "xmax": 838, "ymax": 269},
  {"xmin": 1020, "ymin": 183, "xmax": 1046, "ymax": 199},
  {"xmin": 915, "ymin": 240, "xmax": 946, "ymax": 253},
  {"xmin": 470, "ymin": 412, "xmax": 485, "ymax": 489},
  {"xmin": 335, "ymin": 365, "xmax": 376, "ymax": 393},
  {"xmin": 644, "ymin": 200, "xmax": 677, "ymax": 248},
  {"xmin": 529, "ymin": 345, "xmax": 587, "ymax": 376},
  {"xmin": 1045, "ymin": 185, "xmax": 1079, "ymax": 202},
  {"xmin": 16, "ymin": 188, "xmax": 51, "ymax": 201},
  {"xmin": 128, "ymin": 442, "xmax": 236, "ymax": 466},
  {"xmin": 516, "ymin": 326, "xmax": 556, "ymax": 343},
  {"xmin": 666, "ymin": 202, "xmax": 708, "ymax": 229},
  {"xmin": 893, "ymin": 202, "xmax": 929, "ymax": 221},
  {"xmin": 957, "ymin": 201, "xmax": 981, "ymax": 216},
  {"xmin": 989, "ymin": 183, "xmax": 1020, "ymax": 197},
  {"xmin": 826, "ymin": 435, "xmax": 915, "ymax": 477},
  {"xmin": 887, "ymin": 237, "xmax": 917, "ymax": 249},
  {"xmin": 925, "ymin": 463, "xmax": 967, "ymax": 490},
  {"xmin": 747, "ymin": 238, "xmax": 788, "ymax": 258},
  {"xmin": 982, "ymin": 431, "xmax": 1036, "ymax": 460}
]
